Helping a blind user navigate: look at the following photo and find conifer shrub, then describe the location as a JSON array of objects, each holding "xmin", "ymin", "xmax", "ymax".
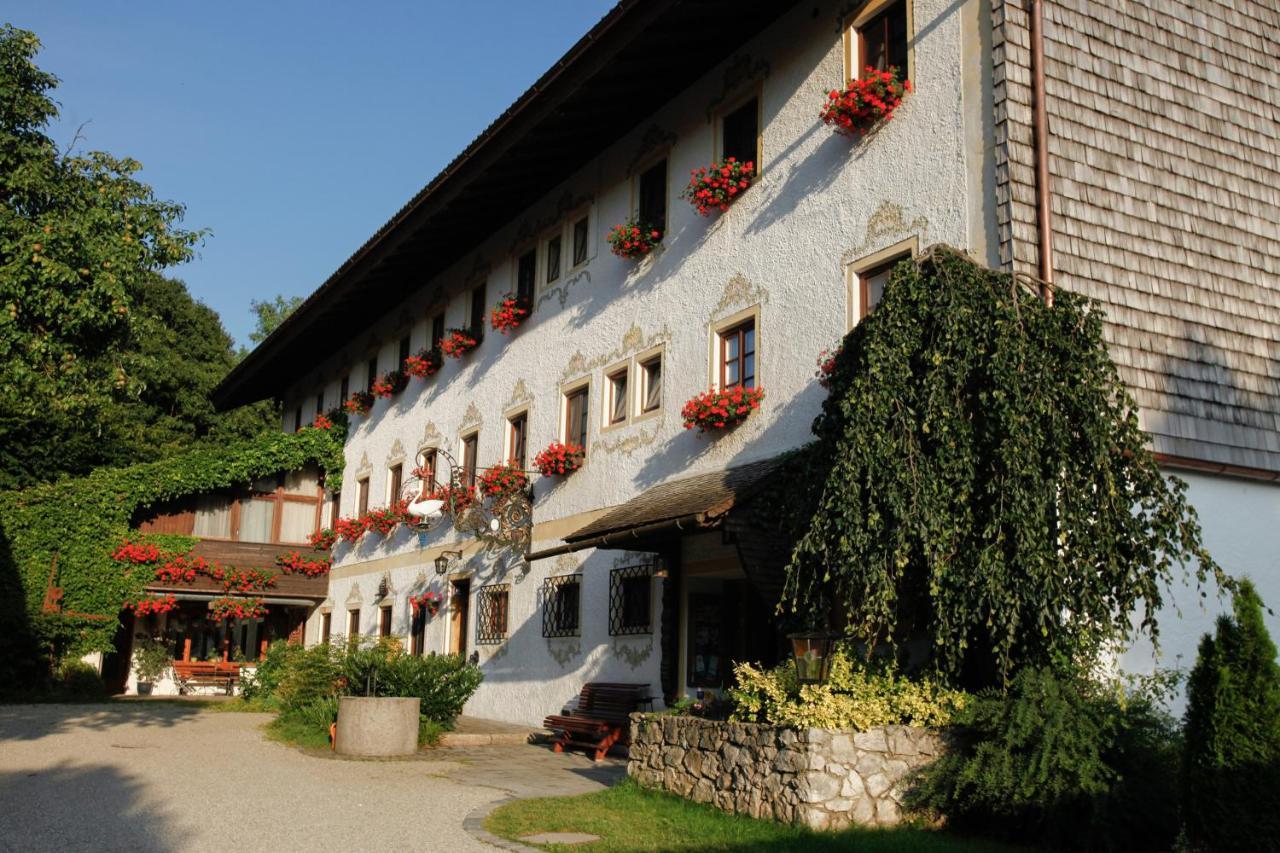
[{"xmin": 1182, "ymin": 579, "xmax": 1280, "ymax": 851}]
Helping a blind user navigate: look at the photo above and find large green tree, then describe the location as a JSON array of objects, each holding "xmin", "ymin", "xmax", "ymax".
[{"xmin": 247, "ymin": 294, "xmax": 302, "ymax": 345}]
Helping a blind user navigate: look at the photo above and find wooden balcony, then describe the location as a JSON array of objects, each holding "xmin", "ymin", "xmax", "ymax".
[{"xmin": 144, "ymin": 539, "xmax": 327, "ymax": 601}]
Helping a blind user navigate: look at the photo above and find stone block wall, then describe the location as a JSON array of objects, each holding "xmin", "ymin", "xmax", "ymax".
[{"xmin": 627, "ymin": 714, "xmax": 947, "ymax": 830}]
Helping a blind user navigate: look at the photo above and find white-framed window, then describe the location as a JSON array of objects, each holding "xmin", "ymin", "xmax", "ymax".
[
  {"xmin": 637, "ymin": 351, "xmax": 663, "ymax": 415},
  {"xmin": 505, "ymin": 409, "xmax": 528, "ymax": 469},
  {"xmin": 846, "ymin": 237, "xmax": 917, "ymax": 328}
]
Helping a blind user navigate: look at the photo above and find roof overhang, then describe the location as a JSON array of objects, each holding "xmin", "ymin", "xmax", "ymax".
[{"xmin": 213, "ymin": 0, "xmax": 801, "ymax": 410}]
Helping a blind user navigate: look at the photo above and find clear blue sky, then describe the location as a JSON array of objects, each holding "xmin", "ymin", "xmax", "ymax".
[{"xmin": 11, "ymin": 2, "xmax": 615, "ymax": 347}]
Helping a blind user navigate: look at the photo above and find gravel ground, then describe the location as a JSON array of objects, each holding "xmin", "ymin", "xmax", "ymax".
[{"xmin": 0, "ymin": 702, "xmax": 521, "ymax": 853}]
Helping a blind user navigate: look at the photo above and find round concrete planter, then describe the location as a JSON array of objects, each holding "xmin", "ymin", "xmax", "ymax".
[{"xmin": 335, "ymin": 696, "xmax": 421, "ymax": 757}]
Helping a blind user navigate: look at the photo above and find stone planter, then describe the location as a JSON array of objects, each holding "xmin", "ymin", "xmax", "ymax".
[
  {"xmin": 335, "ymin": 696, "xmax": 421, "ymax": 757},
  {"xmin": 627, "ymin": 714, "xmax": 950, "ymax": 830}
]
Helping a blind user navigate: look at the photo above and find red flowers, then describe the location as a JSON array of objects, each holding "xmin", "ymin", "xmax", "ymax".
[
  {"xmin": 126, "ymin": 594, "xmax": 178, "ymax": 616},
  {"xmin": 309, "ymin": 528, "xmax": 338, "ymax": 551},
  {"xmin": 491, "ymin": 294, "xmax": 531, "ymax": 335},
  {"xmin": 208, "ymin": 596, "xmax": 268, "ymax": 622},
  {"xmin": 532, "ymin": 441, "xmax": 585, "ymax": 477},
  {"xmin": 607, "ymin": 220, "xmax": 663, "ymax": 259},
  {"xmin": 409, "ymin": 591, "xmax": 442, "ymax": 616},
  {"xmin": 113, "ymin": 541, "xmax": 161, "ymax": 563},
  {"xmin": 816, "ymin": 344, "xmax": 842, "ymax": 389},
  {"xmin": 440, "ymin": 329, "xmax": 480, "ymax": 359},
  {"xmin": 364, "ymin": 500, "xmax": 411, "ymax": 536},
  {"xmin": 820, "ymin": 67, "xmax": 911, "ymax": 136},
  {"xmin": 276, "ymin": 551, "xmax": 332, "ymax": 577},
  {"xmin": 682, "ymin": 157, "xmax": 756, "ymax": 216},
  {"xmin": 403, "ymin": 347, "xmax": 442, "ymax": 379},
  {"xmin": 681, "ymin": 386, "xmax": 765, "ymax": 433},
  {"xmin": 334, "ymin": 515, "xmax": 368, "ymax": 543},
  {"xmin": 429, "ymin": 483, "xmax": 477, "ymax": 516},
  {"xmin": 478, "ymin": 462, "xmax": 530, "ymax": 500},
  {"xmin": 371, "ymin": 370, "xmax": 409, "ymax": 398},
  {"xmin": 312, "ymin": 413, "xmax": 334, "ymax": 430},
  {"xmin": 344, "ymin": 390, "xmax": 375, "ymax": 415}
]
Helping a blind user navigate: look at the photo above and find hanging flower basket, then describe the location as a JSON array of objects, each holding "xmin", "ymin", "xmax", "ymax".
[
  {"xmin": 607, "ymin": 220, "xmax": 663, "ymax": 260},
  {"xmin": 334, "ymin": 515, "xmax": 368, "ymax": 543},
  {"xmin": 820, "ymin": 67, "xmax": 911, "ymax": 136},
  {"xmin": 371, "ymin": 370, "xmax": 409, "ymax": 398},
  {"xmin": 440, "ymin": 329, "xmax": 480, "ymax": 359},
  {"xmin": 403, "ymin": 347, "xmax": 442, "ymax": 379},
  {"xmin": 429, "ymin": 483, "xmax": 477, "ymax": 516},
  {"xmin": 681, "ymin": 157, "xmax": 756, "ymax": 216},
  {"xmin": 208, "ymin": 596, "xmax": 268, "ymax": 622},
  {"xmin": 816, "ymin": 344, "xmax": 841, "ymax": 389},
  {"xmin": 276, "ymin": 550, "xmax": 332, "ymax": 577},
  {"xmin": 681, "ymin": 386, "xmax": 765, "ymax": 433},
  {"xmin": 344, "ymin": 390, "xmax": 376, "ymax": 415},
  {"xmin": 126, "ymin": 594, "xmax": 178, "ymax": 616},
  {"xmin": 409, "ymin": 591, "xmax": 442, "ymax": 617},
  {"xmin": 533, "ymin": 441, "xmax": 585, "ymax": 478},
  {"xmin": 309, "ymin": 527, "xmax": 338, "ymax": 551},
  {"xmin": 491, "ymin": 294, "xmax": 531, "ymax": 335},
  {"xmin": 478, "ymin": 462, "xmax": 530, "ymax": 500}
]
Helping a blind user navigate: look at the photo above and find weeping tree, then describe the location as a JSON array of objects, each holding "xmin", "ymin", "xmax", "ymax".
[{"xmin": 782, "ymin": 247, "xmax": 1223, "ymax": 686}]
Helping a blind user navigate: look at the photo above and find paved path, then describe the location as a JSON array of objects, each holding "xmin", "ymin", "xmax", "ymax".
[{"xmin": 0, "ymin": 702, "xmax": 624, "ymax": 853}]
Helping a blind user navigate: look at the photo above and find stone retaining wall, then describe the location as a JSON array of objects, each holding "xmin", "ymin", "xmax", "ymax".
[{"xmin": 627, "ymin": 714, "xmax": 947, "ymax": 829}]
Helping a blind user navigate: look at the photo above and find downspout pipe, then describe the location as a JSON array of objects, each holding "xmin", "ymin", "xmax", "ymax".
[{"xmin": 1029, "ymin": 0, "xmax": 1055, "ymax": 306}]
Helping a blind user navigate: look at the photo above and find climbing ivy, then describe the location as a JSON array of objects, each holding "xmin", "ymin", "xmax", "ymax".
[
  {"xmin": 0, "ymin": 421, "xmax": 346, "ymax": 680},
  {"xmin": 782, "ymin": 248, "xmax": 1223, "ymax": 686}
]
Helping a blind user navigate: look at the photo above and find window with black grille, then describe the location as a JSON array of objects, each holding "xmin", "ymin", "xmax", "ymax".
[
  {"xmin": 609, "ymin": 565, "xmax": 653, "ymax": 636},
  {"xmin": 542, "ymin": 574, "xmax": 582, "ymax": 638},
  {"xmin": 476, "ymin": 583, "xmax": 509, "ymax": 645}
]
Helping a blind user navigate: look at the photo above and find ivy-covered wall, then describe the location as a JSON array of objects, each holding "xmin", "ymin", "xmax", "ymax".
[{"xmin": 0, "ymin": 423, "xmax": 345, "ymax": 685}]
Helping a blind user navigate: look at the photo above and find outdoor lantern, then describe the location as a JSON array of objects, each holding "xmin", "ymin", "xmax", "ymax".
[
  {"xmin": 788, "ymin": 632, "xmax": 837, "ymax": 685},
  {"xmin": 434, "ymin": 550, "xmax": 461, "ymax": 575}
]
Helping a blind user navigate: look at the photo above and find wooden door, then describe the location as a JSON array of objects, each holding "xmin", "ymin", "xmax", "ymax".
[{"xmin": 449, "ymin": 579, "xmax": 470, "ymax": 656}]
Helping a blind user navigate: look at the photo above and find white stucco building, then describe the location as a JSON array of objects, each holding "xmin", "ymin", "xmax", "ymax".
[{"xmin": 213, "ymin": 0, "xmax": 1280, "ymax": 724}]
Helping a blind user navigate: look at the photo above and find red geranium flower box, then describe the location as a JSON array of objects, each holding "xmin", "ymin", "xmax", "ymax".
[
  {"xmin": 607, "ymin": 220, "xmax": 663, "ymax": 260},
  {"xmin": 334, "ymin": 515, "xmax": 367, "ymax": 543},
  {"xmin": 127, "ymin": 594, "xmax": 178, "ymax": 616},
  {"xmin": 429, "ymin": 483, "xmax": 477, "ymax": 516},
  {"xmin": 681, "ymin": 157, "xmax": 756, "ymax": 216},
  {"xmin": 371, "ymin": 370, "xmax": 409, "ymax": 398},
  {"xmin": 208, "ymin": 596, "xmax": 268, "ymax": 622},
  {"xmin": 440, "ymin": 329, "xmax": 480, "ymax": 359},
  {"xmin": 409, "ymin": 591, "xmax": 442, "ymax": 617},
  {"xmin": 344, "ymin": 390, "xmax": 375, "ymax": 415},
  {"xmin": 491, "ymin": 294, "xmax": 531, "ymax": 335},
  {"xmin": 478, "ymin": 462, "xmax": 530, "ymax": 500},
  {"xmin": 403, "ymin": 347, "xmax": 442, "ymax": 379},
  {"xmin": 820, "ymin": 67, "xmax": 911, "ymax": 136},
  {"xmin": 276, "ymin": 550, "xmax": 332, "ymax": 577},
  {"xmin": 532, "ymin": 441, "xmax": 585, "ymax": 477},
  {"xmin": 308, "ymin": 527, "xmax": 338, "ymax": 551},
  {"xmin": 681, "ymin": 386, "xmax": 765, "ymax": 433}
]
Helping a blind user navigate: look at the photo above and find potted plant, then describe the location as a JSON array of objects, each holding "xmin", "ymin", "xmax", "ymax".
[
  {"xmin": 403, "ymin": 347, "xmax": 442, "ymax": 379},
  {"xmin": 533, "ymin": 441, "xmax": 585, "ymax": 477},
  {"xmin": 409, "ymin": 591, "xmax": 442, "ymax": 617},
  {"xmin": 344, "ymin": 389, "xmax": 376, "ymax": 415},
  {"xmin": 477, "ymin": 462, "xmax": 530, "ymax": 500},
  {"xmin": 820, "ymin": 66, "xmax": 911, "ymax": 137},
  {"xmin": 439, "ymin": 329, "xmax": 480, "ymax": 359},
  {"xmin": 370, "ymin": 369, "xmax": 409, "ymax": 398},
  {"xmin": 606, "ymin": 220, "xmax": 662, "ymax": 259},
  {"xmin": 490, "ymin": 294, "xmax": 531, "ymax": 335},
  {"xmin": 133, "ymin": 635, "xmax": 171, "ymax": 696},
  {"xmin": 208, "ymin": 596, "xmax": 268, "ymax": 622},
  {"xmin": 681, "ymin": 386, "xmax": 765, "ymax": 433},
  {"xmin": 429, "ymin": 483, "xmax": 477, "ymax": 516},
  {"xmin": 681, "ymin": 157, "xmax": 756, "ymax": 216}
]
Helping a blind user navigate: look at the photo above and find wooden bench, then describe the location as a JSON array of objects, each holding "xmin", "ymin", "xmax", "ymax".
[
  {"xmin": 543, "ymin": 682, "xmax": 651, "ymax": 761},
  {"xmin": 172, "ymin": 661, "xmax": 240, "ymax": 696}
]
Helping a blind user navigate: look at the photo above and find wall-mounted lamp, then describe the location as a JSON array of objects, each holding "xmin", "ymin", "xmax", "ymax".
[{"xmin": 434, "ymin": 550, "xmax": 462, "ymax": 575}]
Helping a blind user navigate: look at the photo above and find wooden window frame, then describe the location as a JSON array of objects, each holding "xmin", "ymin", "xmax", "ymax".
[
  {"xmin": 339, "ymin": 374, "xmax": 349, "ymax": 404},
  {"xmin": 561, "ymin": 381, "xmax": 591, "ymax": 451},
  {"xmin": 569, "ymin": 211, "xmax": 591, "ymax": 270},
  {"xmin": 366, "ymin": 357, "xmax": 378, "ymax": 392},
  {"xmin": 347, "ymin": 608, "xmax": 361, "ymax": 638},
  {"xmin": 320, "ymin": 611, "xmax": 331, "ymax": 643},
  {"xmin": 845, "ymin": 237, "xmax": 917, "ymax": 329},
  {"xmin": 506, "ymin": 410, "xmax": 529, "ymax": 469},
  {"xmin": 357, "ymin": 476, "xmax": 370, "ymax": 516},
  {"xmin": 430, "ymin": 314, "xmax": 446, "ymax": 349},
  {"xmin": 469, "ymin": 284, "xmax": 487, "ymax": 337},
  {"xmin": 515, "ymin": 247, "xmax": 538, "ymax": 306},
  {"xmin": 544, "ymin": 233, "xmax": 562, "ymax": 285},
  {"xmin": 388, "ymin": 463, "xmax": 403, "ymax": 506},
  {"xmin": 716, "ymin": 90, "xmax": 763, "ymax": 174},
  {"xmin": 378, "ymin": 605, "xmax": 393, "ymax": 638},
  {"xmin": 844, "ymin": 0, "xmax": 913, "ymax": 84},
  {"xmin": 315, "ymin": 390, "xmax": 325, "ymax": 417},
  {"xmin": 709, "ymin": 307, "xmax": 761, "ymax": 391},
  {"xmin": 604, "ymin": 364, "xmax": 629, "ymax": 428},
  {"xmin": 636, "ymin": 349, "xmax": 663, "ymax": 418},
  {"xmin": 718, "ymin": 319, "xmax": 757, "ymax": 390},
  {"xmin": 460, "ymin": 432, "xmax": 479, "ymax": 489},
  {"xmin": 634, "ymin": 155, "xmax": 670, "ymax": 235},
  {"xmin": 137, "ymin": 469, "xmax": 326, "ymax": 545},
  {"xmin": 418, "ymin": 448, "xmax": 438, "ymax": 492}
]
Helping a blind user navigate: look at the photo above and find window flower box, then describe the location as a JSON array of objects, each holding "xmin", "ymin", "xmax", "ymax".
[
  {"xmin": 681, "ymin": 386, "xmax": 765, "ymax": 433},
  {"xmin": 308, "ymin": 527, "xmax": 338, "ymax": 551},
  {"xmin": 820, "ymin": 67, "xmax": 911, "ymax": 137},
  {"xmin": 334, "ymin": 515, "xmax": 368, "ymax": 543},
  {"xmin": 429, "ymin": 483, "xmax": 477, "ymax": 516},
  {"xmin": 607, "ymin": 220, "xmax": 663, "ymax": 260},
  {"xmin": 208, "ymin": 596, "xmax": 268, "ymax": 622},
  {"xmin": 371, "ymin": 369, "xmax": 409, "ymax": 398},
  {"xmin": 533, "ymin": 441, "xmax": 585, "ymax": 477},
  {"xmin": 344, "ymin": 390, "xmax": 375, "ymax": 415},
  {"xmin": 478, "ymin": 462, "xmax": 530, "ymax": 500},
  {"xmin": 276, "ymin": 550, "xmax": 332, "ymax": 577},
  {"xmin": 491, "ymin": 294, "xmax": 531, "ymax": 335},
  {"xmin": 681, "ymin": 157, "xmax": 756, "ymax": 216},
  {"xmin": 409, "ymin": 591, "xmax": 442, "ymax": 617},
  {"xmin": 440, "ymin": 328, "xmax": 480, "ymax": 359},
  {"xmin": 403, "ymin": 347, "xmax": 442, "ymax": 379},
  {"xmin": 126, "ymin": 594, "xmax": 178, "ymax": 616},
  {"xmin": 364, "ymin": 500, "xmax": 410, "ymax": 536}
]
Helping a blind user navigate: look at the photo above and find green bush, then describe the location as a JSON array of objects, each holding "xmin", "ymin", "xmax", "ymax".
[
  {"xmin": 728, "ymin": 646, "xmax": 970, "ymax": 730},
  {"xmin": 53, "ymin": 659, "xmax": 107, "ymax": 699},
  {"xmin": 907, "ymin": 666, "xmax": 1181, "ymax": 852},
  {"xmin": 1183, "ymin": 579, "xmax": 1280, "ymax": 852}
]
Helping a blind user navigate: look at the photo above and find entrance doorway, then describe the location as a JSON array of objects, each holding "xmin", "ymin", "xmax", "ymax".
[{"xmin": 449, "ymin": 579, "xmax": 470, "ymax": 656}]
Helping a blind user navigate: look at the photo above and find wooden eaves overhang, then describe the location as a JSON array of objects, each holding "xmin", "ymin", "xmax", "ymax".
[{"xmin": 212, "ymin": 0, "xmax": 801, "ymax": 411}]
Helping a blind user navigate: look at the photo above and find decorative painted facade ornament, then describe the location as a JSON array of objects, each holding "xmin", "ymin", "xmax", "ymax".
[{"xmin": 711, "ymin": 273, "xmax": 769, "ymax": 319}]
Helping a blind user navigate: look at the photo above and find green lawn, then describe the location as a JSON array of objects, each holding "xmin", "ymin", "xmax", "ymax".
[{"xmin": 485, "ymin": 778, "xmax": 1026, "ymax": 852}]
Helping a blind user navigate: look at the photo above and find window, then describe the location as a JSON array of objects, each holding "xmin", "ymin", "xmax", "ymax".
[
  {"xmin": 564, "ymin": 385, "xmax": 589, "ymax": 449},
  {"xmin": 858, "ymin": 0, "xmax": 908, "ymax": 78},
  {"xmin": 856, "ymin": 258, "xmax": 897, "ymax": 318},
  {"xmin": 398, "ymin": 336, "xmax": 411, "ymax": 366},
  {"xmin": 388, "ymin": 463, "xmax": 403, "ymax": 505},
  {"xmin": 340, "ymin": 374, "xmax": 349, "ymax": 404},
  {"xmin": 431, "ymin": 314, "xmax": 445, "ymax": 348},
  {"xmin": 418, "ymin": 449, "xmax": 437, "ymax": 491},
  {"xmin": 461, "ymin": 433, "xmax": 478, "ymax": 488},
  {"xmin": 411, "ymin": 604, "xmax": 426, "ymax": 655},
  {"xmin": 328, "ymin": 490, "xmax": 341, "ymax": 529},
  {"xmin": 469, "ymin": 285, "xmax": 486, "ymax": 334},
  {"xmin": 379, "ymin": 605, "xmax": 392, "ymax": 638},
  {"xmin": 719, "ymin": 319, "xmax": 757, "ymax": 389},
  {"xmin": 542, "ymin": 575, "xmax": 581, "ymax": 638},
  {"xmin": 721, "ymin": 96, "xmax": 760, "ymax": 167},
  {"xmin": 516, "ymin": 248, "xmax": 537, "ymax": 304},
  {"xmin": 476, "ymin": 584, "xmax": 510, "ymax": 644},
  {"xmin": 347, "ymin": 608, "xmax": 360, "ymax": 638},
  {"xmin": 572, "ymin": 215, "xmax": 590, "ymax": 266},
  {"xmin": 848, "ymin": 240, "xmax": 915, "ymax": 326},
  {"xmin": 293, "ymin": 405, "xmax": 303, "ymax": 433},
  {"xmin": 357, "ymin": 476, "xmax": 370, "ymax": 515},
  {"xmin": 320, "ymin": 612, "xmax": 331, "ymax": 643},
  {"xmin": 639, "ymin": 354, "xmax": 662, "ymax": 414},
  {"xmin": 366, "ymin": 357, "xmax": 378, "ymax": 392},
  {"xmin": 609, "ymin": 565, "xmax": 653, "ymax": 635},
  {"xmin": 507, "ymin": 411, "xmax": 528, "ymax": 468},
  {"xmin": 606, "ymin": 368, "xmax": 628, "ymax": 425},
  {"xmin": 315, "ymin": 390, "xmax": 325, "ymax": 416},
  {"xmin": 545, "ymin": 235, "xmax": 561, "ymax": 283},
  {"xmin": 637, "ymin": 158, "xmax": 667, "ymax": 234}
]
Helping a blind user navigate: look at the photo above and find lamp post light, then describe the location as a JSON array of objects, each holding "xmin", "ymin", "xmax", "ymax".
[
  {"xmin": 787, "ymin": 632, "xmax": 838, "ymax": 685},
  {"xmin": 434, "ymin": 550, "xmax": 462, "ymax": 575}
]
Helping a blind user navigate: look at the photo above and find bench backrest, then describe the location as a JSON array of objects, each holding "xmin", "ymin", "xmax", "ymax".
[
  {"xmin": 575, "ymin": 682, "xmax": 648, "ymax": 721},
  {"xmin": 172, "ymin": 661, "xmax": 241, "ymax": 677}
]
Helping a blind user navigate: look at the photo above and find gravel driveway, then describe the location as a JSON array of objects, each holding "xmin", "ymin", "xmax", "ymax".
[{"xmin": 0, "ymin": 702, "xmax": 616, "ymax": 853}]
